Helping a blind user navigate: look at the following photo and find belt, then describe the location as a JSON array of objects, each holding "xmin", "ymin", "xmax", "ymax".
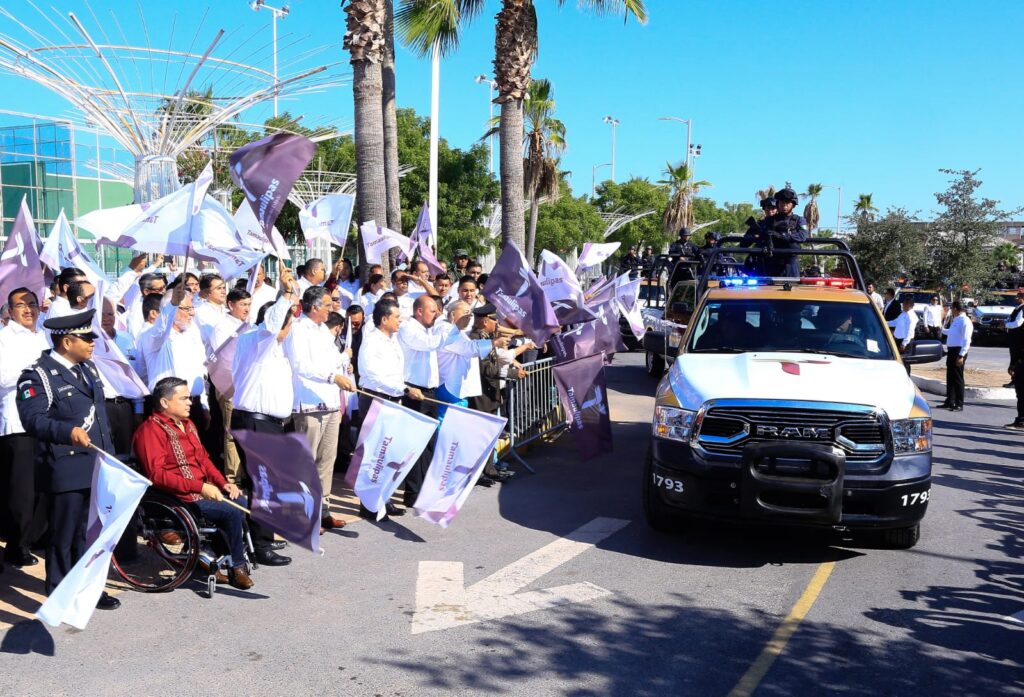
[
  {"xmin": 105, "ymin": 397, "xmax": 130, "ymax": 405},
  {"xmin": 234, "ymin": 409, "xmax": 286, "ymax": 426},
  {"xmin": 361, "ymin": 388, "xmax": 403, "ymax": 403}
]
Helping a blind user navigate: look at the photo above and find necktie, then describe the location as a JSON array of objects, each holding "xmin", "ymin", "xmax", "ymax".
[{"xmin": 72, "ymin": 364, "xmax": 87, "ymax": 388}]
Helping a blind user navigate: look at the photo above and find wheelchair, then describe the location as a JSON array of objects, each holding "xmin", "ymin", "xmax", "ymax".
[{"xmin": 111, "ymin": 488, "xmax": 258, "ymax": 598}]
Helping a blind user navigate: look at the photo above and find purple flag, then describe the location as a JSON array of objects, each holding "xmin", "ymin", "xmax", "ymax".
[
  {"xmin": 233, "ymin": 429, "xmax": 323, "ymax": 554},
  {"xmin": 552, "ymin": 353, "xmax": 613, "ymax": 461},
  {"xmin": 483, "ymin": 241, "xmax": 560, "ymax": 346},
  {"xmin": 549, "ymin": 321, "xmax": 598, "ymax": 363},
  {"xmin": 350, "ymin": 397, "xmax": 438, "ymax": 519},
  {"xmin": 413, "ymin": 406, "xmax": 506, "ymax": 528},
  {"xmin": 0, "ymin": 196, "xmax": 44, "ymax": 304},
  {"xmin": 230, "ymin": 133, "xmax": 316, "ymax": 238},
  {"xmin": 590, "ymin": 299, "xmax": 627, "ymax": 358}
]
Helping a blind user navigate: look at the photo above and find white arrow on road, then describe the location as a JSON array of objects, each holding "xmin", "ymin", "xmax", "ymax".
[{"xmin": 412, "ymin": 517, "xmax": 629, "ymax": 634}]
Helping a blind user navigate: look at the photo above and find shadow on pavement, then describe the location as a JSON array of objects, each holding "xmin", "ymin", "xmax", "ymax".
[{"xmin": 0, "ymin": 619, "xmax": 53, "ymax": 656}]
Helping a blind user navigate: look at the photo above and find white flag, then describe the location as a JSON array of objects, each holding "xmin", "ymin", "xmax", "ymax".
[
  {"xmin": 577, "ymin": 241, "xmax": 621, "ymax": 271},
  {"xmin": 234, "ymin": 202, "xmax": 290, "ymax": 260},
  {"xmin": 40, "ymin": 210, "xmax": 105, "ymax": 287},
  {"xmin": 414, "ymin": 407, "xmax": 506, "ymax": 528},
  {"xmin": 353, "ymin": 398, "xmax": 438, "ymax": 519},
  {"xmin": 538, "ymin": 249, "xmax": 586, "ymax": 303},
  {"xmin": 360, "ymin": 220, "xmax": 415, "ymax": 264},
  {"xmin": 614, "ymin": 274, "xmax": 645, "ymax": 340},
  {"xmin": 36, "ymin": 450, "xmax": 150, "ymax": 629},
  {"xmin": 87, "ymin": 279, "xmax": 149, "ymax": 399},
  {"xmin": 299, "ymin": 193, "xmax": 355, "ymax": 248}
]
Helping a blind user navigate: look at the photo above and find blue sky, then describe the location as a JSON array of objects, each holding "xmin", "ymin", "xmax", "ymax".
[{"xmin": 2, "ymin": 0, "xmax": 1022, "ymax": 225}]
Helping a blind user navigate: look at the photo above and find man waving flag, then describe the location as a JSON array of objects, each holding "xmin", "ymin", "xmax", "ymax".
[{"xmin": 484, "ymin": 241, "xmax": 560, "ymax": 346}]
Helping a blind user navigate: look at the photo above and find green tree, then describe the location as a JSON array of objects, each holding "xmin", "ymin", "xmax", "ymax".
[
  {"xmin": 660, "ymin": 161, "xmax": 711, "ymax": 232},
  {"xmin": 854, "ymin": 193, "xmax": 878, "ymax": 221},
  {"xmin": 849, "ymin": 208, "xmax": 927, "ymax": 288},
  {"xmin": 993, "ymin": 242, "xmax": 1020, "ymax": 268},
  {"xmin": 804, "ymin": 183, "xmax": 823, "ymax": 232},
  {"xmin": 533, "ymin": 180, "xmax": 604, "ymax": 256},
  {"xmin": 396, "ymin": 0, "xmax": 646, "ymax": 252},
  {"xmin": 593, "ymin": 177, "xmax": 670, "ymax": 252},
  {"xmin": 928, "ymin": 168, "xmax": 1020, "ymax": 295}
]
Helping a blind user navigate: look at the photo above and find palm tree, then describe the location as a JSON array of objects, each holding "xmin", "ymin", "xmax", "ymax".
[
  {"xmin": 755, "ymin": 185, "xmax": 777, "ymax": 202},
  {"xmin": 382, "ymin": 0, "xmax": 403, "ymax": 237},
  {"xmin": 659, "ymin": 161, "xmax": 711, "ymax": 233},
  {"xmin": 343, "ymin": 0, "xmax": 390, "ymax": 277},
  {"xmin": 397, "ymin": 0, "xmax": 647, "ymax": 252},
  {"xmin": 854, "ymin": 193, "xmax": 878, "ymax": 221},
  {"xmin": 804, "ymin": 183, "xmax": 823, "ymax": 232},
  {"xmin": 489, "ymin": 78, "xmax": 565, "ymax": 263}
]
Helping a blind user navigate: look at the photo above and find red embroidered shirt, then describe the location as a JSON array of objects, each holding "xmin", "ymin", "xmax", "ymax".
[{"xmin": 132, "ymin": 412, "xmax": 227, "ymax": 503}]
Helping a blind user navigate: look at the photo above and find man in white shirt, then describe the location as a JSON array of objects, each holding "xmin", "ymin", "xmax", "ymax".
[
  {"xmin": 195, "ymin": 274, "xmax": 228, "ymax": 354},
  {"xmin": 436, "ymin": 300, "xmax": 507, "ymax": 417},
  {"xmin": 922, "ymin": 295, "xmax": 945, "ymax": 339},
  {"xmin": 134, "ymin": 294, "xmax": 163, "ymax": 386},
  {"xmin": 434, "ymin": 276, "xmax": 452, "ymax": 308},
  {"xmin": 210, "ymin": 288, "xmax": 252, "ymax": 482},
  {"xmin": 284, "ymin": 286, "xmax": 355, "ymax": 531},
  {"xmin": 940, "ymin": 300, "xmax": 973, "ymax": 411},
  {"xmin": 866, "ymin": 282, "xmax": 884, "ymax": 311},
  {"xmin": 892, "ymin": 297, "xmax": 919, "ymax": 374},
  {"xmin": 142, "ymin": 284, "xmax": 211, "ymax": 427},
  {"xmin": 296, "ymin": 258, "xmax": 326, "ymax": 295},
  {"xmin": 392, "ymin": 270, "xmax": 416, "ymax": 319},
  {"xmin": 456, "ymin": 276, "xmax": 484, "ymax": 309},
  {"xmin": 0, "ymin": 287, "xmax": 49, "ymax": 568},
  {"xmin": 126, "ymin": 271, "xmax": 169, "ymax": 338},
  {"xmin": 248, "ymin": 264, "xmax": 279, "ymax": 324}
]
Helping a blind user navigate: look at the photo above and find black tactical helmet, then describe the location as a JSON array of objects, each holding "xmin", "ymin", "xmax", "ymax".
[
  {"xmin": 678, "ymin": 226, "xmax": 691, "ymax": 238},
  {"xmin": 760, "ymin": 197, "xmax": 777, "ymax": 210},
  {"xmin": 775, "ymin": 188, "xmax": 799, "ymax": 204},
  {"xmin": 706, "ymin": 231, "xmax": 721, "ymax": 243}
]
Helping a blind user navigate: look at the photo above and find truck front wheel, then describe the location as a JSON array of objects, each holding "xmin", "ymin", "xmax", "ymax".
[{"xmin": 646, "ymin": 350, "xmax": 665, "ymax": 377}]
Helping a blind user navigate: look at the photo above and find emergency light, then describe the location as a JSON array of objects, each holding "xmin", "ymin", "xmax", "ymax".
[
  {"xmin": 720, "ymin": 277, "xmax": 766, "ymax": 287},
  {"xmin": 800, "ymin": 277, "xmax": 855, "ymax": 288}
]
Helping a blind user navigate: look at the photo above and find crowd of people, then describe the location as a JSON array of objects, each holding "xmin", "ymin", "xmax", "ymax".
[{"xmin": 0, "ymin": 248, "xmax": 541, "ymax": 602}]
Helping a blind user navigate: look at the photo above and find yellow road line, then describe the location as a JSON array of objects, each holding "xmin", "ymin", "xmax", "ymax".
[{"xmin": 727, "ymin": 561, "xmax": 837, "ymax": 697}]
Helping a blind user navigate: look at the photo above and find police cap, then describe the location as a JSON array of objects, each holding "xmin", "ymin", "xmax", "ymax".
[
  {"xmin": 775, "ymin": 188, "xmax": 799, "ymax": 204},
  {"xmin": 473, "ymin": 302, "xmax": 498, "ymax": 319},
  {"xmin": 43, "ymin": 309, "xmax": 98, "ymax": 340},
  {"xmin": 760, "ymin": 197, "xmax": 777, "ymax": 210}
]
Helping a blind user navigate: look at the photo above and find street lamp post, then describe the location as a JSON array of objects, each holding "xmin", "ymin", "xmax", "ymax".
[
  {"xmin": 822, "ymin": 184, "xmax": 843, "ymax": 236},
  {"xmin": 592, "ymin": 162, "xmax": 612, "ymax": 198},
  {"xmin": 249, "ymin": 0, "xmax": 290, "ymax": 117},
  {"xmin": 689, "ymin": 143, "xmax": 702, "ymax": 182},
  {"xmin": 602, "ymin": 116, "xmax": 619, "ymax": 181},
  {"xmin": 658, "ymin": 116, "xmax": 693, "ymax": 171},
  {"xmin": 475, "ymin": 74, "xmax": 496, "ymax": 175}
]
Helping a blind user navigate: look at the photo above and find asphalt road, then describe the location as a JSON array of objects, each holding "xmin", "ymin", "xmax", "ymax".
[{"xmin": 1, "ymin": 352, "xmax": 1022, "ymax": 696}]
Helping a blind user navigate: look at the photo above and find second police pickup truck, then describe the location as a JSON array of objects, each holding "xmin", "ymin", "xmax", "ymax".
[{"xmin": 645, "ymin": 239, "xmax": 944, "ymax": 548}]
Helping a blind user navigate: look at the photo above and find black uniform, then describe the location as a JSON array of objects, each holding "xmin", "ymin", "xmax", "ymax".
[
  {"xmin": 760, "ymin": 213, "xmax": 809, "ymax": 277},
  {"xmin": 620, "ymin": 253, "xmax": 641, "ymax": 279},
  {"xmin": 16, "ymin": 350, "xmax": 113, "ymax": 593}
]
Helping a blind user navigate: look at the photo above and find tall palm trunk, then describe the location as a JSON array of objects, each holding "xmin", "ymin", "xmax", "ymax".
[
  {"xmin": 526, "ymin": 194, "xmax": 540, "ymax": 265},
  {"xmin": 499, "ymin": 99, "xmax": 526, "ymax": 250},
  {"xmin": 345, "ymin": 0, "xmax": 389, "ymax": 280},
  {"xmin": 382, "ymin": 0, "xmax": 402, "ymax": 236}
]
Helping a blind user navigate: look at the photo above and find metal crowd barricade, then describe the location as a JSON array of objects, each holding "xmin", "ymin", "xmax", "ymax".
[{"xmin": 500, "ymin": 357, "xmax": 566, "ymax": 472}]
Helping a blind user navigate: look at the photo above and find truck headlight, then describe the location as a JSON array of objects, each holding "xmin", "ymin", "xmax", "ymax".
[
  {"xmin": 653, "ymin": 406, "xmax": 696, "ymax": 442},
  {"xmin": 890, "ymin": 418, "xmax": 932, "ymax": 453}
]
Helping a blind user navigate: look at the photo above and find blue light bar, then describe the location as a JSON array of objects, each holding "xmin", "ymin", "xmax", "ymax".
[{"xmin": 720, "ymin": 277, "xmax": 767, "ymax": 287}]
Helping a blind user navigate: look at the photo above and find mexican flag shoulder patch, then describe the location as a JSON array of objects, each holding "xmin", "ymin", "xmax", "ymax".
[{"xmin": 20, "ymin": 387, "xmax": 36, "ymax": 400}]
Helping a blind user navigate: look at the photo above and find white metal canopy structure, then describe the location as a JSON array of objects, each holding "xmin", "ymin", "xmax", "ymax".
[{"xmin": 0, "ymin": 2, "xmax": 345, "ymax": 202}]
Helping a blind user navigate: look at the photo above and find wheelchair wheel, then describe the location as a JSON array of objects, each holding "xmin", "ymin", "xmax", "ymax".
[{"xmin": 112, "ymin": 492, "xmax": 201, "ymax": 592}]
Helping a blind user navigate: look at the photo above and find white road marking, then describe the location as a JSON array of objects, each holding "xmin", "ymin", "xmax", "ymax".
[{"xmin": 411, "ymin": 517, "xmax": 630, "ymax": 634}]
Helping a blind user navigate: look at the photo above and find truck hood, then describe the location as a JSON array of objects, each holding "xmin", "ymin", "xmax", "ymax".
[
  {"xmin": 669, "ymin": 352, "xmax": 922, "ymax": 419},
  {"xmin": 974, "ymin": 304, "xmax": 1013, "ymax": 316}
]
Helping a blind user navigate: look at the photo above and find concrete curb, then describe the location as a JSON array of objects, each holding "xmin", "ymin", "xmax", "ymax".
[{"xmin": 911, "ymin": 374, "xmax": 1015, "ymax": 401}]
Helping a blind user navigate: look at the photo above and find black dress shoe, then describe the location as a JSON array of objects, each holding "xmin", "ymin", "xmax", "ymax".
[
  {"xmin": 269, "ymin": 540, "xmax": 288, "ymax": 550},
  {"xmin": 359, "ymin": 503, "xmax": 378, "ymax": 520},
  {"xmin": 950, "ymin": 405, "xmax": 963, "ymax": 412},
  {"xmin": 385, "ymin": 502, "xmax": 405, "ymax": 517},
  {"xmin": 96, "ymin": 592, "xmax": 120, "ymax": 610},
  {"xmin": 255, "ymin": 549, "xmax": 291, "ymax": 566},
  {"xmin": 475, "ymin": 475, "xmax": 494, "ymax": 487},
  {"xmin": 4, "ymin": 548, "xmax": 38, "ymax": 567}
]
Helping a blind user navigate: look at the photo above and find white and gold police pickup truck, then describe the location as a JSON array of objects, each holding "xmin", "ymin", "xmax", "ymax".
[{"xmin": 645, "ymin": 241, "xmax": 943, "ymax": 548}]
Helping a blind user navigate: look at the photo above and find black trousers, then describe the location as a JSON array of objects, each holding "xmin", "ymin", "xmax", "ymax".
[
  {"xmin": 401, "ymin": 387, "xmax": 438, "ymax": 508},
  {"xmin": 45, "ymin": 488, "xmax": 89, "ymax": 594},
  {"xmin": 104, "ymin": 398, "xmax": 136, "ymax": 459},
  {"xmin": 228, "ymin": 410, "xmax": 284, "ymax": 551},
  {"xmin": 946, "ymin": 347, "xmax": 966, "ymax": 407},
  {"xmin": 0, "ymin": 433, "xmax": 47, "ymax": 556}
]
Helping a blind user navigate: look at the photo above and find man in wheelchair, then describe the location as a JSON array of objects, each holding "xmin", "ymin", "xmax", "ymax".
[{"xmin": 133, "ymin": 377, "xmax": 254, "ymax": 590}]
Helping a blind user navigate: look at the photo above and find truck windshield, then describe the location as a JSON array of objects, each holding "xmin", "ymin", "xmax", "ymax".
[{"xmin": 687, "ymin": 299, "xmax": 896, "ymax": 360}]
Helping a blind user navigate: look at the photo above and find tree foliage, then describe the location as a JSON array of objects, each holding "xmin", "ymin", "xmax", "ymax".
[
  {"xmin": 592, "ymin": 177, "xmax": 670, "ymax": 252},
  {"xmin": 927, "ymin": 169, "xmax": 1019, "ymax": 295},
  {"xmin": 849, "ymin": 208, "xmax": 927, "ymax": 287},
  {"xmin": 533, "ymin": 180, "xmax": 605, "ymax": 257}
]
